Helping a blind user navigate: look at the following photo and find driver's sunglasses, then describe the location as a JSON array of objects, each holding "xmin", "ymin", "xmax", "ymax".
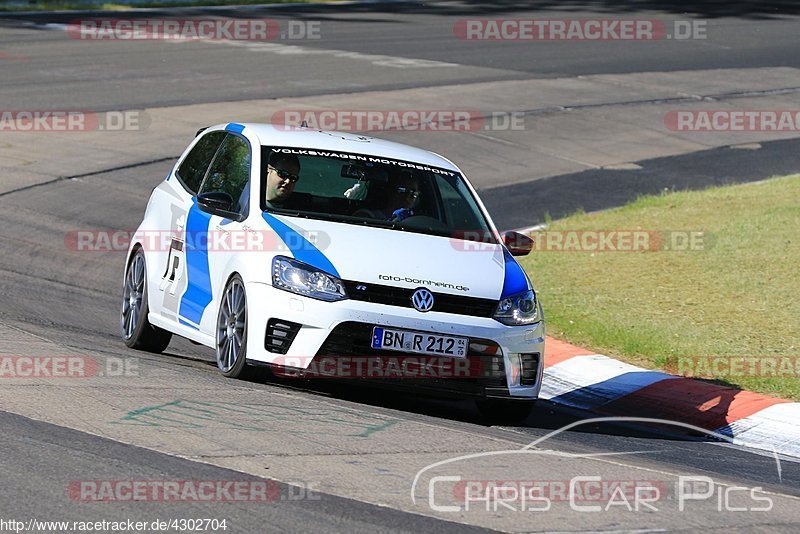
[
  {"xmin": 396, "ymin": 186, "xmax": 420, "ymax": 199},
  {"xmin": 269, "ymin": 165, "xmax": 299, "ymax": 183}
]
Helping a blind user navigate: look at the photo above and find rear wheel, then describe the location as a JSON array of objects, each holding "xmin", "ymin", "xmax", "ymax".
[
  {"xmin": 476, "ymin": 398, "xmax": 536, "ymax": 425},
  {"xmin": 121, "ymin": 249, "xmax": 172, "ymax": 353},
  {"xmin": 216, "ymin": 275, "xmax": 251, "ymax": 378}
]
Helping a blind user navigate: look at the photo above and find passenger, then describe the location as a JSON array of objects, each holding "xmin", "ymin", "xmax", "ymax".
[
  {"xmin": 384, "ymin": 171, "xmax": 420, "ymax": 222},
  {"xmin": 349, "ymin": 170, "xmax": 421, "ymax": 221}
]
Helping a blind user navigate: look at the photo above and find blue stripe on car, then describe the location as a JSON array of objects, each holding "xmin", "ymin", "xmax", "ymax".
[
  {"xmin": 500, "ymin": 248, "xmax": 529, "ymax": 299},
  {"xmin": 261, "ymin": 212, "xmax": 341, "ymax": 278},
  {"xmin": 225, "ymin": 123, "xmax": 245, "ymax": 134},
  {"xmin": 178, "ymin": 202, "xmax": 214, "ymax": 325}
]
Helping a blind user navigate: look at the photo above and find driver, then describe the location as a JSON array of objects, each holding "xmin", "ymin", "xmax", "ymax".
[{"xmin": 265, "ymin": 152, "xmax": 301, "ymax": 209}]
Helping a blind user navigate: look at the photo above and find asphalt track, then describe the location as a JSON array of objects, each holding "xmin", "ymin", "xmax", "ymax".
[
  {"xmin": 1, "ymin": 1, "xmax": 800, "ymax": 110},
  {"xmin": 1, "ymin": 1, "xmax": 800, "ymax": 532}
]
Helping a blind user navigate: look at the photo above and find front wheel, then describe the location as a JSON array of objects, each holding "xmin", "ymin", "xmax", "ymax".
[
  {"xmin": 121, "ymin": 249, "xmax": 172, "ymax": 353},
  {"xmin": 476, "ymin": 399, "xmax": 536, "ymax": 425},
  {"xmin": 216, "ymin": 275, "xmax": 251, "ymax": 378}
]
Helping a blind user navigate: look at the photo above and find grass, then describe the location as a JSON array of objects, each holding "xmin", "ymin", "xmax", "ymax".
[
  {"xmin": 519, "ymin": 174, "xmax": 800, "ymax": 400},
  {"xmin": 0, "ymin": 0, "xmax": 327, "ymax": 11}
]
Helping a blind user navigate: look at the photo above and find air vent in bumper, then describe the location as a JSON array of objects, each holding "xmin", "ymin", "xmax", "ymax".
[{"xmin": 265, "ymin": 318, "xmax": 302, "ymax": 354}]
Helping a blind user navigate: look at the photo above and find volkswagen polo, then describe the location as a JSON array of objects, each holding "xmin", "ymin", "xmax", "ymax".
[{"xmin": 121, "ymin": 123, "xmax": 544, "ymax": 420}]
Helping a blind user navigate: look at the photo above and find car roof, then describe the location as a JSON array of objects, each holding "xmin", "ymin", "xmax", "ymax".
[{"xmin": 221, "ymin": 123, "xmax": 461, "ymax": 172}]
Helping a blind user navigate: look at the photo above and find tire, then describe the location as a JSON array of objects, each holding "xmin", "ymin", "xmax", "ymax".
[
  {"xmin": 121, "ymin": 248, "xmax": 172, "ymax": 353},
  {"xmin": 215, "ymin": 274, "xmax": 251, "ymax": 379},
  {"xmin": 476, "ymin": 398, "xmax": 536, "ymax": 425}
]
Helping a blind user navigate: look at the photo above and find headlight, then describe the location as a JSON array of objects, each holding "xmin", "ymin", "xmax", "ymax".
[
  {"xmin": 272, "ymin": 256, "xmax": 347, "ymax": 302},
  {"xmin": 493, "ymin": 289, "xmax": 539, "ymax": 325}
]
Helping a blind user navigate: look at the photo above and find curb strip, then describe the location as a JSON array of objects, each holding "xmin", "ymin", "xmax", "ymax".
[{"xmin": 541, "ymin": 336, "xmax": 800, "ymax": 459}]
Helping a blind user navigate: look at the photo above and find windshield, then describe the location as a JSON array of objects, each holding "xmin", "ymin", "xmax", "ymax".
[{"xmin": 260, "ymin": 146, "xmax": 497, "ymax": 243}]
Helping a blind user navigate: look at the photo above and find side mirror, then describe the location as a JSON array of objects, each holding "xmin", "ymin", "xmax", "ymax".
[
  {"xmin": 502, "ymin": 231, "xmax": 533, "ymax": 256},
  {"xmin": 197, "ymin": 191, "xmax": 241, "ymax": 221}
]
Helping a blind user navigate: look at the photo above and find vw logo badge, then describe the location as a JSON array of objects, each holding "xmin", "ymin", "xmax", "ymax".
[{"xmin": 411, "ymin": 288, "xmax": 434, "ymax": 312}]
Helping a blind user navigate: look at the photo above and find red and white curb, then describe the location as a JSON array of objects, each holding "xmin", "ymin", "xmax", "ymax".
[{"xmin": 541, "ymin": 336, "xmax": 800, "ymax": 459}]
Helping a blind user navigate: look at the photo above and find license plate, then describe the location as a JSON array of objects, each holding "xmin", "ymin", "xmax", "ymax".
[{"xmin": 371, "ymin": 327, "xmax": 468, "ymax": 357}]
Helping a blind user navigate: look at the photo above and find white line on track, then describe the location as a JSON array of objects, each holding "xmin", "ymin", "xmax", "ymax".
[{"xmin": 166, "ymin": 38, "xmax": 462, "ymax": 69}]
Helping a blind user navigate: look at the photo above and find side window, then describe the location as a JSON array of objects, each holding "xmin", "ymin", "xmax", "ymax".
[
  {"xmin": 199, "ymin": 134, "xmax": 252, "ymax": 215},
  {"xmin": 176, "ymin": 131, "xmax": 226, "ymax": 193}
]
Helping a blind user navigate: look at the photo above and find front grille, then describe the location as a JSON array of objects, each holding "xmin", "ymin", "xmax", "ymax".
[
  {"xmin": 520, "ymin": 353, "xmax": 540, "ymax": 386},
  {"xmin": 342, "ymin": 281, "xmax": 497, "ymax": 318},
  {"xmin": 314, "ymin": 322, "xmax": 508, "ymax": 397},
  {"xmin": 265, "ymin": 318, "xmax": 302, "ymax": 354}
]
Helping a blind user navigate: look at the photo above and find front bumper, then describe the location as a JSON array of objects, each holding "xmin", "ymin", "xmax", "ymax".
[{"xmin": 245, "ymin": 282, "xmax": 545, "ymax": 399}]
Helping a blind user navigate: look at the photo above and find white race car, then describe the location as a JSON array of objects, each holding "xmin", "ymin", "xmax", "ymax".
[{"xmin": 121, "ymin": 123, "xmax": 544, "ymax": 419}]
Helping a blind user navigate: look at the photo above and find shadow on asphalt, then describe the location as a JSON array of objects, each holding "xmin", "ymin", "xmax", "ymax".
[
  {"xmin": 158, "ymin": 340, "xmax": 696, "ymax": 447},
  {"xmin": 217, "ymin": 362, "xmax": 702, "ymax": 442}
]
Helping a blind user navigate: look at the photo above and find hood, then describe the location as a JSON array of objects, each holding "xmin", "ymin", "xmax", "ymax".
[{"xmin": 262, "ymin": 213, "xmax": 522, "ymax": 300}]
